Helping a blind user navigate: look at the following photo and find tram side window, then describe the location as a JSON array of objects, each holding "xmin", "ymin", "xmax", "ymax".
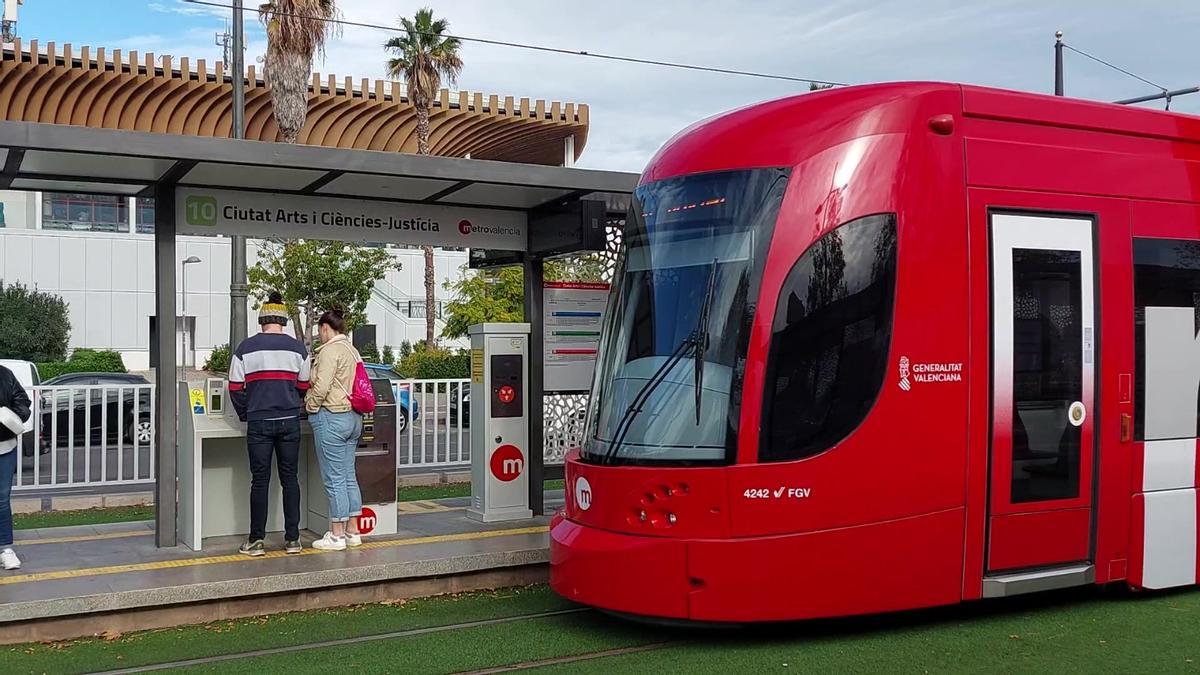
[
  {"xmin": 760, "ymin": 214, "xmax": 898, "ymax": 462},
  {"xmin": 1133, "ymin": 237, "xmax": 1200, "ymax": 441}
]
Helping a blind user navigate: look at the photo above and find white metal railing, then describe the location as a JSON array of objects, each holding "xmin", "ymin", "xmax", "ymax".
[
  {"xmin": 393, "ymin": 379, "xmax": 581, "ymax": 470},
  {"xmin": 12, "ymin": 384, "xmax": 156, "ymax": 491},
  {"xmin": 396, "ymin": 379, "xmax": 470, "ymax": 469},
  {"xmin": 12, "ymin": 377, "xmax": 572, "ymax": 490}
]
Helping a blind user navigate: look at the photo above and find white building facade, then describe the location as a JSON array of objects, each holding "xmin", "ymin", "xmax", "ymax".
[{"xmin": 0, "ymin": 189, "xmax": 469, "ymax": 370}]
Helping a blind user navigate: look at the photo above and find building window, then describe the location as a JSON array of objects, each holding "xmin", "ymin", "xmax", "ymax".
[
  {"xmin": 136, "ymin": 197, "xmax": 155, "ymax": 234},
  {"xmin": 760, "ymin": 213, "xmax": 898, "ymax": 462},
  {"xmin": 42, "ymin": 193, "xmax": 129, "ymax": 233},
  {"xmin": 0, "ymin": 202, "xmax": 5, "ymax": 228}
]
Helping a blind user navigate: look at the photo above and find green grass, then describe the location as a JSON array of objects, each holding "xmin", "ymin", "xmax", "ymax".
[
  {"xmin": 5, "ymin": 584, "xmax": 1200, "ymax": 674},
  {"xmin": 0, "ymin": 586, "xmax": 576, "ymax": 675},
  {"xmin": 532, "ymin": 589, "xmax": 1200, "ymax": 675},
  {"xmin": 397, "ymin": 479, "xmax": 564, "ymax": 502},
  {"xmin": 12, "ymin": 505, "xmax": 154, "ymax": 531}
]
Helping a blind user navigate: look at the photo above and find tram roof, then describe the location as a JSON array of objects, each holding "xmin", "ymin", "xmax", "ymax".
[{"xmin": 0, "ymin": 121, "xmax": 636, "ymax": 213}]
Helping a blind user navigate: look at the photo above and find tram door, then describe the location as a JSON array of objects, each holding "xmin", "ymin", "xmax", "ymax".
[{"xmin": 987, "ymin": 212, "xmax": 1097, "ymax": 572}]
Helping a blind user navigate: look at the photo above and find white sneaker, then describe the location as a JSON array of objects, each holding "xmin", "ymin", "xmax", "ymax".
[
  {"xmin": 311, "ymin": 532, "xmax": 346, "ymax": 551},
  {"xmin": 345, "ymin": 532, "xmax": 363, "ymax": 548},
  {"xmin": 1, "ymin": 548, "xmax": 20, "ymax": 570}
]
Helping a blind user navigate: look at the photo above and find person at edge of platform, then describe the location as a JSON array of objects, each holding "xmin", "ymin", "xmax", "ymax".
[
  {"xmin": 0, "ymin": 363, "xmax": 32, "ymax": 571},
  {"xmin": 229, "ymin": 292, "xmax": 310, "ymax": 557},
  {"xmin": 304, "ymin": 309, "xmax": 365, "ymax": 552}
]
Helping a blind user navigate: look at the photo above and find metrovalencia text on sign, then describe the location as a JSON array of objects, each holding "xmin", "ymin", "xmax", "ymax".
[{"xmin": 175, "ymin": 187, "xmax": 527, "ymax": 251}]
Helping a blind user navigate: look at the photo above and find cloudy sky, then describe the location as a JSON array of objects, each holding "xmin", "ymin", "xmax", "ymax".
[{"xmin": 14, "ymin": 0, "xmax": 1200, "ymax": 172}]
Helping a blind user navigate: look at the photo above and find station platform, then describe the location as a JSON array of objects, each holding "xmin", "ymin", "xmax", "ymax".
[{"xmin": 0, "ymin": 492, "xmax": 565, "ymax": 644}]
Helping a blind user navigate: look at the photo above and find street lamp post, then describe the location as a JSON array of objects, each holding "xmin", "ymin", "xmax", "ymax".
[{"xmin": 181, "ymin": 256, "xmax": 202, "ymax": 383}]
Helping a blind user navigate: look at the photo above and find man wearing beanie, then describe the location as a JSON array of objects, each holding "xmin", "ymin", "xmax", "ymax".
[{"xmin": 229, "ymin": 292, "xmax": 310, "ymax": 556}]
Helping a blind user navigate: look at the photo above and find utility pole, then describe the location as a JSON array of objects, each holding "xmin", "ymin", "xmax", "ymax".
[
  {"xmin": 229, "ymin": 0, "xmax": 249, "ymax": 351},
  {"xmin": 1054, "ymin": 31, "xmax": 1064, "ymax": 96}
]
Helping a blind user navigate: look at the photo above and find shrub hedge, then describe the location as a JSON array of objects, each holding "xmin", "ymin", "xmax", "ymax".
[
  {"xmin": 37, "ymin": 349, "xmax": 128, "ymax": 380},
  {"xmin": 203, "ymin": 344, "xmax": 232, "ymax": 373},
  {"xmin": 396, "ymin": 348, "xmax": 470, "ymax": 379}
]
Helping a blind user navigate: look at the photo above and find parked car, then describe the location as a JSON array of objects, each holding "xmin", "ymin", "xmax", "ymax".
[
  {"xmin": 448, "ymin": 383, "xmax": 470, "ymax": 426},
  {"xmin": 39, "ymin": 372, "xmax": 153, "ymax": 448},
  {"xmin": 0, "ymin": 359, "xmax": 39, "ymax": 456},
  {"xmin": 362, "ymin": 364, "xmax": 419, "ymax": 433}
]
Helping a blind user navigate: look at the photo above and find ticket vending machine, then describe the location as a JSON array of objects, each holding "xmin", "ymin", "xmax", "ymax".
[
  {"xmin": 467, "ymin": 323, "xmax": 533, "ymax": 522},
  {"xmin": 306, "ymin": 379, "xmax": 399, "ymax": 537},
  {"xmin": 355, "ymin": 379, "xmax": 399, "ymax": 536}
]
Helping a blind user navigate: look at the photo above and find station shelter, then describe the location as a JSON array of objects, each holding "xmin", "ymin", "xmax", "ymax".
[{"xmin": 0, "ymin": 119, "xmax": 637, "ymax": 547}]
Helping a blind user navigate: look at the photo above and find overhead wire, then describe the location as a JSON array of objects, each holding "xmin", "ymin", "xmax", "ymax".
[
  {"xmin": 1060, "ymin": 41, "xmax": 1169, "ymax": 99},
  {"xmin": 182, "ymin": 0, "xmax": 847, "ymax": 88}
]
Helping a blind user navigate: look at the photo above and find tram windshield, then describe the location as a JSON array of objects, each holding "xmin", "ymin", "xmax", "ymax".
[{"xmin": 584, "ymin": 168, "xmax": 789, "ymax": 465}]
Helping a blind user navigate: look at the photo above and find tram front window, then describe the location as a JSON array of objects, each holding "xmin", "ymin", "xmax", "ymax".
[{"xmin": 584, "ymin": 168, "xmax": 788, "ymax": 465}]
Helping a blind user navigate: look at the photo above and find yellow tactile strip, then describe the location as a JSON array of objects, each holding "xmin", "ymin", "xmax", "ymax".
[
  {"xmin": 16, "ymin": 530, "xmax": 152, "ymax": 547},
  {"xmin": 0, "ymin": 526, "xmax": 549, "ymax": 586}
]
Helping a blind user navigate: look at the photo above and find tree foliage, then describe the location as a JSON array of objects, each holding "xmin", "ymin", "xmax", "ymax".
[
  {"xmin": 440, "ymin": 253, "xmax": 610, "ymax": 340},
  {"xmin": 441, "ymin": 266, "xmax": 524, "ymax": 340},
  {"xmin": 385, "ymin": 7, "xmax": 464, "ymax": 349},
  {"xmin": 0, "ymin": 281, "xmax": 70, "ymax": 362},
  {"xmin": 258, "ymin": 0, "xmax": 341, "ymax": 143},
  {"xmin": 248, "ymin": 240, "xmax": 401, "ymax": 348}
]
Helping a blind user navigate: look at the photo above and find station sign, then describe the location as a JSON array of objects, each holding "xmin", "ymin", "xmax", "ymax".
[
  {"xmin": 176, "ymin": 187, "xmax": 528, "ymax": 251},
  {"xmin": 543, "ymin": 281, "xmax": 610, "ymax": 392}
]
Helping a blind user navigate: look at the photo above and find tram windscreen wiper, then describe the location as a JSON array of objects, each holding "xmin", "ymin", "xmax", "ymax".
[
  {"xmin": 603, "ymin": 260, "xmax": 720, "ymax": 464},
  {"xmin": 693, "ymin": 259, "xmax": 719, "ymax": 425},
  {"xmin": 603, "ymin": 334, "xmax": 696, "ymax": 464}
]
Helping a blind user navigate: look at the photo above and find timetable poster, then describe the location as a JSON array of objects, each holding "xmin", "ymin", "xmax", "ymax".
[{"xmin": 543, "ymin": 281, "xmax": 610, "ymax": 392}]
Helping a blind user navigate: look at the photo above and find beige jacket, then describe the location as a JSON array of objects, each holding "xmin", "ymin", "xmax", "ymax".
[{"xmin": 305, "ymin": 334, "xmax": 359, "ymax": 413}]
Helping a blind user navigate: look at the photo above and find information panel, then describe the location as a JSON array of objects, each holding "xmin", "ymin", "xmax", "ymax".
[
  {"xmin": 175, "ymin": 187, "xmax": 527, "ymax": 251},
  {"xmin": 543, "ymin": 281, "xmax": 610, "ymax": 392}
]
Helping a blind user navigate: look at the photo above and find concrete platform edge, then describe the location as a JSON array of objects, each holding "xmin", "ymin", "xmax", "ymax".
[
  {"xmin": 0, "ymin": 563, "xmax": 549, "ymax": 645},
  {"xmin": 0, "ymin": 547, "xmax": 549, "ymax": 627}
]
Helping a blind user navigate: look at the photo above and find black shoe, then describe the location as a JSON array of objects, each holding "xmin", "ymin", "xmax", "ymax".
[
  {"xmin": 239, "ymin": 539, "xmax": 266, "ymax": 557},
  {"xmin": 285, "ymin": 540, "xmax": 303, "ymax": 554}
]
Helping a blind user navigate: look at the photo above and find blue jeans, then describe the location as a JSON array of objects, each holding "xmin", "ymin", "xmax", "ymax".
[
  {"xmin": 310, "ymin": 408, "xmax": 362, "ymax": 523},
  {"xmin": 246, "ymin": 418, "xmax": 301, "ymax": 542},
  {"xmin": 0, "ymin": 450, "xmax": 16, "ymax": 547}
]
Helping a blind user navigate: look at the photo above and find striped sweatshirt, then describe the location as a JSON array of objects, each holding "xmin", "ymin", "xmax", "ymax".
[{"xmin": 228, "ymin": 332, "xmax": 311, "ymax": 422}]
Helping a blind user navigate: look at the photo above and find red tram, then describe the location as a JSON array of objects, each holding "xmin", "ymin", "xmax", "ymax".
[{"xmin": 550, "ymin": 82, "xmax": 1200, "ymax": 622}]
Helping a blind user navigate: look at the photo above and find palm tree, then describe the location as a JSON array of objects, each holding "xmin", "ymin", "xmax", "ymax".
[
  {"xmin": 384, "ymin": 8, "xmax": 464, "ymax": 348},
  {"xmin": 258, "ymin": 0, "xmax": 340, "ymax": 143}
]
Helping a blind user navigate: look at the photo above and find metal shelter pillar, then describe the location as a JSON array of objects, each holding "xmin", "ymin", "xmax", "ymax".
[
  {"xmin": 524, "ymin": 257, "xmax": 546, "ymax": 516},
  {"xmin": 153, "ymin": 182, "xmax": 178, "ymax": 547}
]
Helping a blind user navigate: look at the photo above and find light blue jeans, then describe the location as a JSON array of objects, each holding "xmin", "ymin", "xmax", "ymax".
[{"xmin": 310, "ymin": 408, "xmax": 362, "ymax": 523}]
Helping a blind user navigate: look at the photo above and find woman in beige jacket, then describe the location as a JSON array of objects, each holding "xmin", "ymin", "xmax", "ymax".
[{"xmin": 304, "ymin": 309, "xmax": 364, "ymax": 551}]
